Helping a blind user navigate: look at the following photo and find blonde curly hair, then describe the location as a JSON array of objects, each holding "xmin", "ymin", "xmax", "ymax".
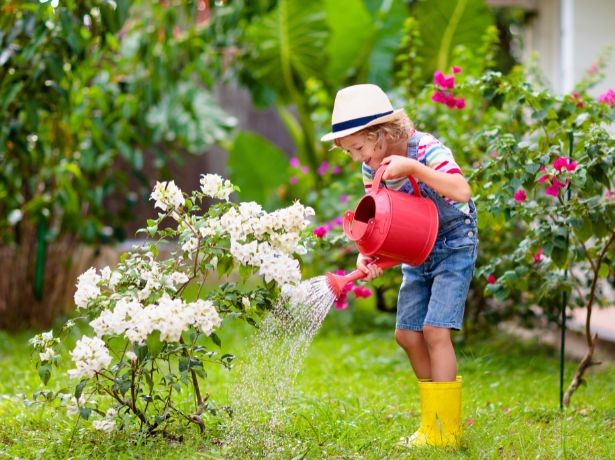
[{"xmin": 333, "ymin": 111, "xmax": 414, "ymax": 149}]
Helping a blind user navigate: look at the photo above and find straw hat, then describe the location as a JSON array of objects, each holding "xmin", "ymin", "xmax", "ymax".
[{"xmin": 320, "ymin": 84, "xmax": 404, "ymax": 142}]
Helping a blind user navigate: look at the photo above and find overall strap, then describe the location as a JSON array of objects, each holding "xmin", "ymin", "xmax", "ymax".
[{"xmin": 407, "ymin": 130, "xmax": 424, "ymax": 161}]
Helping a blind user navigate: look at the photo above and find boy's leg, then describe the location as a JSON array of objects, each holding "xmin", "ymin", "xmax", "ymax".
[
  {"xmin": 422, "ymin": 325, "xmax": 456, "ymax": 381},
  {"xmin": 395, "ymin": 329, "xmax": 431, "ymax": 380}
]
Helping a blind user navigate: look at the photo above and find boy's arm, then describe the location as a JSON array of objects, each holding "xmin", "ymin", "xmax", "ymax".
[{"xmin": 380, "ymin": 155, "xmax": 471, "ymax": 203}]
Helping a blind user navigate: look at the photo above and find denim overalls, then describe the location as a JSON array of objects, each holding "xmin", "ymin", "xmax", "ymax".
[{"xmin": 366, "ymin": 131, "xmax": 478, "ymax": 330}]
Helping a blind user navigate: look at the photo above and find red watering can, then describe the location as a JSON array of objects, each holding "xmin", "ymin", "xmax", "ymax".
[{"xmin": 326, "ymin": 165, "xmax": 439, "ymax": 299}]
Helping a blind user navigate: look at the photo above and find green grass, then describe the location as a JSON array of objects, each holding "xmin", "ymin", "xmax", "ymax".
[{"xmin": 1, "ymin": 305, "xmax": 614, "ymax": 459}]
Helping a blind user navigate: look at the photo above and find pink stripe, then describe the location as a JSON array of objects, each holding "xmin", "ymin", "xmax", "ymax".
[
  {"xmin": 435, "ymin": 160, "xmax": 450, "ymax": 171},
  {"xmin": 447, "ymin": 168, "xmax": 462, "ymax": 174}
]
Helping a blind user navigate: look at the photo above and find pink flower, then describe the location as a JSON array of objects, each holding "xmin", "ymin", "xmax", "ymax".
[
  {"xmin": 433, "ymin": 70, "xmax": 455, "ymax": 90},
  {"xmin": 533, "ymin": 247, "xmax": 543, "ymax": 263},
  {"xmin": 452, "ymin": 66, "xmax": 462, "ymax": 74},
  {"xmin": 513, "ymin": 189, "xmax": 527, "ymax": 202},
  {"xmin": 455, "ymin": 98, "xmax": 466, "ymax": 109},
  {"xmin": 537, "ymin": 175, "xmax": 550, "ymax": 183},
  {"xmin": 300, "ymin": 166, "xmax": 309, "ymax": 174},
  {"xmin": 432, "ymin": 91, "xmax": 447, "ymax": 103},
  {"xmin": 352, "ymin": 285, "xmax": 372, "ymax": 299},
  {"xmin": 446, "ymin": 93, "xmax": 457, "ymax": 108},
  {"xmin": 317, "ymin": 162, "xmax": 329, "ymax": 176},
  {"xmin": 339, "ymin": 194, "xmax": 349, "ymax": 204},
  {"xmin": 289, "ymin": 176, "xmax": 298, "ymax": 185},
  {"xmin": 290, "ymin": 157, "xmax": 300, "ymax": 168},
  {"xmin": 606, "ymin": 189, "xmax": 615, "ymax": 199},
  {"xmin": 598, "ymin": 88, "xmax": 615, "ymax": 106},
  {"xmin": 545, "ymin": 177, "xmax": 568, "ymax": 196},
  {"xmin": 486, "ymin": 274, "xmax": 496, "ymax": 284},
  {"xmin": 331, "ymin": 165, "xmax": 341, "ymax": 175},
  {"xmin": 553, "ymin": 156, "xmax": 577, "ymax": 172},
  {"xmin": 313, "ymin": 226, "xmax": 328, "ymax": 238}
]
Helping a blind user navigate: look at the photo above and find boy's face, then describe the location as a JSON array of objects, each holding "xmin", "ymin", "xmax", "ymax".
[{"xmin": 338, "ymin": 132, "xmax": 386, "ymax": 169}]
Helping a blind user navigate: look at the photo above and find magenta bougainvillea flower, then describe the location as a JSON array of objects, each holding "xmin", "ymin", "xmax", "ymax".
[
  {"xmin": 598, "ymin": 88, "xmax": 615, "ymax": 106},
  {"xmin": 432, "ymin": 67, "xmax": 465, "ymax": 110},
  {"xmin": 553, "ymin": 156, "xmax": 577, "ymax": 172},
  {"xmin": 513, "ymin": 188, "xmax": 527, "ymax": 202},
  {"xmin": 486, "ymin": 274, "xmax": 496, "ymax": 284},
  {"xmin": 289, "ymin": 176, "xmax": 298, "ymax": 185},
  {"xmin": 317, "ymin": 162, "xmax": 329, "ymax": 176},
  {"xmin": 533, "ymin": 248, "xmax": 543, "ymax": 263},
  {"xmin": 545, "ymin": 177, "xmax": 569, "ymax": 197},
  {"xmin": 313, "ymin": 226, "xmax": 327, "ymax": 238},
  {"xmin": 537, "ymin": 157, "xmax": 575, "ymax": 196}
]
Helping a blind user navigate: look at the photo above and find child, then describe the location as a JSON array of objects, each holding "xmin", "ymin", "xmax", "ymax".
[{"xmin": 321, "ymin": 84, "xmax": 478, "ymax": 448}]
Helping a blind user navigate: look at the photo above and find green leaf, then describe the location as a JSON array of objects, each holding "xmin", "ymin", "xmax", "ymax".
[
  {"xmin": 79, "ymin": 406, "xmax": 92, "ymax": 420},
  {"xmin": 244, "ymin": 0, "xmax": 328, "ymax": 99},
  {"xmin": 598, "ymin": 262, "xmax": 610, "ymax": 278},
  {"xmin": 146, "ymin": 330, "xmax": 164, "ymax": 358},
  {"xmin": 38, "ymin": 364, "xmax": 51, "ymax": 385},
  {"xmin": 211, "ymin": 332, "xmax": 221, "ymax": 348},
  {"xmin": 412, "ymin": 0, "xmax": 494, "ymax": 76},
  {"xmin": 75, "ymin": 379, "xmax": 87, "ymax": 400},
  {"xmin": 228, "ymin": 131, "xmax": 289, "ymax": 209},
  {"xmin": 324, "ymin": 0, "xmax": 373, "ymax": 84}
]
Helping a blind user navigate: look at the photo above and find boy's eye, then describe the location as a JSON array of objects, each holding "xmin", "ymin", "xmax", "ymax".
[{"xmin": 356, "ymin": 147, "xmax": 363, "ymax": 151}]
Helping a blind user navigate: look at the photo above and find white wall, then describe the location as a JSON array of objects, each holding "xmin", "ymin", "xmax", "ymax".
[
  {"xmin": 570, "ymin": 0, "xmax": 615, "ymax": 95},
  {"xmin": 523, "ymin": 0, "xmax": 615, "ymax": 95}
]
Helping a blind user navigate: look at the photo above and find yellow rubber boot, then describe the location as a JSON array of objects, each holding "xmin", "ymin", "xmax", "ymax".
[{"xmin": 399, "ymin": 376, "xmax": 462, "ymax": 448}]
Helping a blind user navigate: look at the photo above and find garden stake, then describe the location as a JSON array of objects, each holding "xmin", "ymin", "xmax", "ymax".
[
  {"xmin": 559, "ymin": 130, "xmax": 574, "ymax": 410},
  {"xmin": 325, "ymin": 164, "xmax": 439, "ymax": 299}
]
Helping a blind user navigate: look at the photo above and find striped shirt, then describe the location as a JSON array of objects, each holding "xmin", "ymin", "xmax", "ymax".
[{"xmin": 362, "ymin": 132, "xmax": 470, "ymax": 215}]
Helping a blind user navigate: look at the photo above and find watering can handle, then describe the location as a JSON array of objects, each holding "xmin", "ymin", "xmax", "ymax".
[{"xmin": 372, "ymin": 165, "xmax": 422, "ymax": 198}]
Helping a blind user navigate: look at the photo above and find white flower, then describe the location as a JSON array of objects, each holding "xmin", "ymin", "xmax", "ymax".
[
  {"xmin": 181, "ymin": 237, "xmax": 198, "ymax": 255},
  {"xmin": 168, "ymin": 271, "xmax": 189, "ymax": 286},
  {"xmin": 105, "ymin": 408, "xmax": 117, "ymax": 418},
  {"xmin": 150, "ymin": 180, "xmax": 185, "ymax": 211},
  {"xmin": 100, "ymin": 266, "xmax": 112, "ymax": 281},
  {"xmin": 199, "ymin": 174, "xmax": 234, "ymax": 201},
  {"xmin": 241, "ymin": 297, "xmax": 250, "ymax": 308},
  {"xmin": 189, "ymin": 299, "xmax": 221, "ymax": 336},
  {"xmin": 68, "ymin": 336, "xmax": 112, "ymax": 379},
  {"xmin": 93, "ymin": 419, "xmax": 116, "ymax": 434},
  {"xmin": 39, "ymin": 347, "xmax": 54, "ymax": 362},
  {"xmin": 125, "ymin": 351, "xmax": 137, "ymax": 362},
  {"xmin": 74, "ymin": 268, "xmax": 101, "ymax": 309},
  {"xmin": 41, "ymin": 331, "xmax": 53, "ymax": 342}
]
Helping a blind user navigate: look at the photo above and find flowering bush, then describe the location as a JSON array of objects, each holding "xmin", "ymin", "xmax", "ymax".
[{"xmin": 30, "ymin": 175, "xmax": 315, "ymax": 435}]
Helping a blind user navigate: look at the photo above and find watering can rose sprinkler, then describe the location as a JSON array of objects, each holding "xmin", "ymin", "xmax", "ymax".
[{"xmin": 325, "ymin": 165, "xmax": 439, "ymax": 299}]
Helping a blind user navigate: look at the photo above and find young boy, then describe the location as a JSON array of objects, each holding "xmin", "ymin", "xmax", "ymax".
[{"xmin": 321, "ymin": 84, "xmax": 478, "ymax": 448}]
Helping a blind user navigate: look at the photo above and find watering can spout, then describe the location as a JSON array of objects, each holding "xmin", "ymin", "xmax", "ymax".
[{"xmin": 325, "ymin": 257, "xmax": 399, "ymax": 299}]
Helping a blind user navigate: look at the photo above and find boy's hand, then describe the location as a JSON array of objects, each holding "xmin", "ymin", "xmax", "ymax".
[
  {"xmin": 357, "ymin": 254, "xmax": 383, "ymax": 281},
  {"xmin": 380, "ymin": 155, "xmax": 417, "ymax": 180}
]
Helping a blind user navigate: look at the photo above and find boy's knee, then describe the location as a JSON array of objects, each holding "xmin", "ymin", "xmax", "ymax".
[
  {"xmin": 422, "ymin": 325, "xmax": 451, "ymax": 348},
  {"xmin": 394, "ymin": 329, "xmax": 419, "ymax": 350}
]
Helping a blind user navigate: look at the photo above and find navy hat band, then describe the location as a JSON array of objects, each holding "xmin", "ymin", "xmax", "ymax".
[{"xmin": 331, "ymin": 110, "xmax": 394, "ymax": 133}]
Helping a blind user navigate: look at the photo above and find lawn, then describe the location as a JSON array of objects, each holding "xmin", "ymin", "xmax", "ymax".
[{"xmin": 0, "ymin": 303, "xmax": 613, "ymax": 459}]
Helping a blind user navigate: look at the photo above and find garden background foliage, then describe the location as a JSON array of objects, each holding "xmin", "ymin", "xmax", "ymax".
[{"xmin": 0, "ymin": 0, "xmax": 613, "ymax": 442}]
